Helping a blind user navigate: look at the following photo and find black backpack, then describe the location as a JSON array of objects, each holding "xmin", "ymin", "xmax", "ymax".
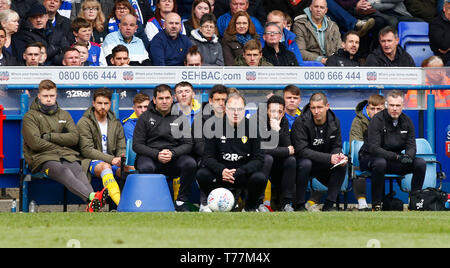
[
  {"xmin": 409, "ymin": 187, "xmax": 449, "ymax": 211},
  {"xmin": 382, "ymin": 192, "xmax": 404, "ymax": 211}
]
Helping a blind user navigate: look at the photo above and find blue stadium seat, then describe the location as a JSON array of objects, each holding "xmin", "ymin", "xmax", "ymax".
[
  {"xmin": 302, "ymin": 61, "xmax": 325, "ymax": 67},
  {"xmin": 397, "ymin": 22, "xmax": 434, "ymax": 66},
  {"xmin": 401, "ymin": 138, "xmax": 446, "ymax": 191},
  {"xmin": 398, "ymin": 22, "xmax": 429, "ymax": 47},
  {"xmin": 404, "ymin": 42, "xmax": 435, "ymax": 67},
  {"xmin": 310, "ymin": 141, "xmax": 351, "ymax": 209},
  {"xmin": 350, "ymin": 140, "xmax": 404, "ymax": 194}
]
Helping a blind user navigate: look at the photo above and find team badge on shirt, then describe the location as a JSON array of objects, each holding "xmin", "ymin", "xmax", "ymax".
[{"xmin": 241, "ymin": 136, "xmax": 248, "ymax": 144}]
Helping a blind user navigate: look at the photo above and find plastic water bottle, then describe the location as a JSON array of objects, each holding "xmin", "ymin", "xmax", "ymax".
[
  {"xmin": 29, "ymin": 200, "xmax": 36, "ymax": 213},
  {"xmin": 11, "ymin": 199, "xmax": 17, "ymax": 213}
]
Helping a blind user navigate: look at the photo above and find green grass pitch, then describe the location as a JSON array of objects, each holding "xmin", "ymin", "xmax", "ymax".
[{"xmin": 0, "ymin": 211, "xmax": 449, "ymax": 248}]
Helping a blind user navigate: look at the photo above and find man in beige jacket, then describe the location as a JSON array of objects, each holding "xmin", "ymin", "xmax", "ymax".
[{"xmin": 292, "ymin": 0, "xmax": 342, "ymax": 64}]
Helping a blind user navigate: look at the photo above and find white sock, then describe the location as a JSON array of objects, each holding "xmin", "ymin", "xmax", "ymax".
[
  {"xmin": 176, "ymin": 201, "xmax": 184, "ymax": 206},
  {"xmin": 358, "ymin": 198, "xmax": 368, "ymax": 209}
]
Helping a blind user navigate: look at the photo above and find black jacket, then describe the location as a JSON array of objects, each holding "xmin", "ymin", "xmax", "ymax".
[
  {"xmin": 359, "ymin": 109, "xmax": 416, "ymax": 161},
  {"xmin": 12, "ymin": 20, "xmax": 70, "ymax": 65},
  {"xmin": 291, "ymin": 103, "xmax": 343, "ymax": 164},
  {"xmin": 190, "ymin": 104, "xmax": 226, "ymax": 159},
  {"xmin": 326, "ymin": 48, "xmax": 360, "ymax": 66},
  {"xmin": 202, "ymin": 117, "xmax": 264, "ymax": 178},
  {"xmin": 364, "ymin": 45, "xmax": 415, "ymax": 67},
  {"xmin": 133, "ymin": 101, "xmax": 193, "ymax": 162},
  {"xmin": 429, "ymin": 12, "xmax": 450, "ymax": 64},
  {"xmin": 0, "ymin": 48, "xmax": 18, "ymax": 66},
  {"xmin": 262, "ymin": 43, "xmax": 299, "ymax": 66},
  {"xmin": 255, "ymin": 111, "xmax": 292, "ymax": 158}
]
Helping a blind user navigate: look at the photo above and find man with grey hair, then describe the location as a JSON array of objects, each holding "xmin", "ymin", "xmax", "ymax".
[
  {"xmin": 262, "ymin": 22, "xmax": 298, "ymax": 66},
  {"xmin": 291, "ymin": 92, "xmax": 347, "ymax": 211},
  {"xmin": 359, "ymin": 90, "xmax": 426, "ymax": 211},
  {"xmin": 150, "ymin": 12, "xmax": 192, "ymax": 66}
]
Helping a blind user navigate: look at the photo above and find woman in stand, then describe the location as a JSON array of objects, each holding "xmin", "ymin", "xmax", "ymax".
[{"xmin": 221, "ymin": 10, "xmax": 259, "ymax": 66}]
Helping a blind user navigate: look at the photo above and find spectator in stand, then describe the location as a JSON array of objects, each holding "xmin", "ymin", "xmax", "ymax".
[
  {"xmin": 185, "ymin": 0, "xmax": 213, "ymax": 37},
  {"xmin": 292, "ymin": 0, "xmax": 341, "ymax": 64},
  {"xmin": 184, "ymin": 45, "xmax": 203, "ymax": 66},
  {"xmin": 0, "ymin": 25, "xmax": 17, "ymax": 65},
  {"xmin": 266, "ymin": 10, "xmax": 304, "ymax": 66},
  {"xmin": 71, "ymin": 18, "xmax": 101, "ymax": 66},
  {"xmin": 190, "ymin": 13, "xmax": 224, "ymax": 66},
  {"xmin": 43, "ymin": 0, "xmax": 71, "ymax": 39},
  {"xmin": 234, "ymin": 39, "xmax": 272, "ymax": 66},
  {"xmin": 150, "ymin": 12, "xmax": 192, "ymax": 66},
  {"xmin": 77, "ymin": 0, "xmax": 107, "ymax": 44},
  {"xmin": 0, "ymin": 9, "xmax": 19, "ymax": 56},
  {"xmin": 107, "ymin": 0, "xmax": 150, "ymax": 50},
  {"xmin": 145, "ymin": 0, "xmax": 186, "ymax": 42},
  {"xmin": 110, "ymin": 44, "xmax": 131, "ymax": 66},
  {"xmin": 262, "ymin": 22, "xmax": 298, "ymax": 66},
  {"xmin": 429, "ymin": 0, "xmax": 450, "ymax": 65},
  {"xmin": 100, "ymin": 14, "xmax": 150, "ymax": 66},
  {"xmin": 62, "ymin": 47, "xmax": 82, "ymax": 66},
  {"xmin": 326, "ymin": 30, "xmax": 361, "ymax": 66},
  {"xmin": 0, "ymin": 0, "xmax": 9, "ymax": 11},
  {"xmin": 23, "ymin": 42, "xmax": 42, "ymax": 66},
  {"xmin": 72, "ymin": 42, "xmax": 91, "ymax": 66},
  {"xmin": 222, "ymin": 11, "xmax": 260, "ymax": 66},
  {"xmin": 266, "ymin": 0, "xmax": 375, "ymax": 37},
  {"xmin": 12, "ymin": 3, "xmax": 70, "ymax": 65},
  {"xmin": 365, "ymin": 26, "xmax": 415, "ymax": 66},
  {"xmin": 217, "ymin": 0, "xmax": 264, "ymax": 37},
  {"xmin": 122, "ymin": 92, "xmax": 150, "ymax": 141}
]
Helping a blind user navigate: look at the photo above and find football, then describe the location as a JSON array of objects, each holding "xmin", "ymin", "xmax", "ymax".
[{"xmin": 207, "ymin": 188, "xmax": 235, "ymax": 212}]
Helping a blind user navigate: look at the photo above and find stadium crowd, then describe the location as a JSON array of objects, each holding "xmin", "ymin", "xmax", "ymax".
[{"xmin": 6, "ymin": 0, "xmax": 450, "ymax": 212}]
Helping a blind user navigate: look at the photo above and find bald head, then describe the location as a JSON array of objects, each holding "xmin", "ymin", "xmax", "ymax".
[
  {"xmin": 164, "ymin": 12, "xmax": 182, "ymax": 39},
  {"xmin": 119, "ymin": 14, "xmax": 138, "ymax": 41}
]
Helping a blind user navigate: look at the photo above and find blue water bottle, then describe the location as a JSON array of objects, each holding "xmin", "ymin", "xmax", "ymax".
[{"xmin": 11, "ymin": 198, "xmax": 17, "ymax": 213}]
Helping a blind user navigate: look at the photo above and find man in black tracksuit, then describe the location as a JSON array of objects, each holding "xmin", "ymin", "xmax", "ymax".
[
  {"xmin": 259, "ymin": 95, "xmax": 296, "ymax": 211},
  {"xmin": 133, "ymin": 84, "xmax": 197, "ymax": 212},
  {"xmin": 196, "ymin": 92, "xmax": 267, "ymax": 212},
  {"xmin": 291, "ymin": 92, "xmax": 347, "ymax": 211},
  {"xmin": 359, "ymin": 90, "xmax": 426, "ymax": 210}
]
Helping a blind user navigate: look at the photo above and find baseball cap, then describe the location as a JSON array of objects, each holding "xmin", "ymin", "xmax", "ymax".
[{"xmin": 26, "ymin": 4, "xmax": 47, "ymax": 18}]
